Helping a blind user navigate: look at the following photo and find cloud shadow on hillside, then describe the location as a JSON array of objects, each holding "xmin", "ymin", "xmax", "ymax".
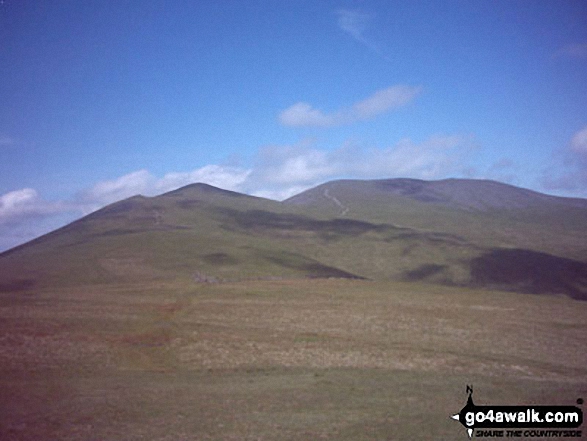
[{"xmin": 470, "ymin": 248, "xmax": 587, "ymax": 300}]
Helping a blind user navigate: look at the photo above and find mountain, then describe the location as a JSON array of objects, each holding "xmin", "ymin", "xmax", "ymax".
[
  {"xmin": 1, "ymin": 178, "xmax": 586, "ymax": 299},
  {"xmin": 285, "ymin": 178, "xmax": 587, "ymax": 259},
  {"xmin": 286, "ymin": 178, "xmax": 587, "ymax": 211}
]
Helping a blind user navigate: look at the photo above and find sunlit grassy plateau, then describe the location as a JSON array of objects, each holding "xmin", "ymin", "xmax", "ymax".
[{"xmin": 1, "ymin": 179, "xmax": 586, "ymax": 440}]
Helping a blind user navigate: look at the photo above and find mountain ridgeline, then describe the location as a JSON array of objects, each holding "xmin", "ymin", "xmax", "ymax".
[{"xmin": 1, "ymin": 179, "xmax": 586, "ymax": 299}]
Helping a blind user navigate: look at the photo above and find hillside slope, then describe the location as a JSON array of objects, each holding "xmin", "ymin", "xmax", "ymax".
[
  {"xmin": 1, "ymin": 179, "xmax": 586, "ymax": 299},
  {"xmin": 285, "ymin": 178, "xmax": 587, "ymax": 260}
]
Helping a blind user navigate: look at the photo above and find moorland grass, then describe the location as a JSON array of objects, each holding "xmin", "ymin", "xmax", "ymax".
[{"xmin": 1, "ymin": 279, "xmax": 585, "ymax": 440}]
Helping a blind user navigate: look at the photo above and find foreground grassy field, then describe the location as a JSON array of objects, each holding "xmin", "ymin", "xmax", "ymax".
[{"xmin": 1, "ymin": 279, "xmax": 586, "ymax": 440}]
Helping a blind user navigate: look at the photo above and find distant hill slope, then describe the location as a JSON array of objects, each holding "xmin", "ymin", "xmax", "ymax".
[
  {"xmin": 284, "ymin": 178, "xmax": 587, "ymax": 260},
  {"xmin": 1, "ymin": 179, "xmax": 586, "ymax": 299},
  {"xmin": 286, "ymin": 178, "xmax": 587, "ymax": 211}
]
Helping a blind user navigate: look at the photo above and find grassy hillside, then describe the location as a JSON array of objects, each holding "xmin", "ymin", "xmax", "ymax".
[
  {"xmin": 1, "ymin": 279, "xmax": 585, "ymax": 440},
  {"xmin": 1, "ymin": 179, "xmax": 586, "ymax": 439},
  {"xmin": 1, "ymin": 179, "xmax": 586, "ymax": 299},
  {"xmin": 0, "ymin": 184, "xmax": 360, "ymax": 289},
  {"xmin": 285, "ymin": 178, "xmax": 587, "ymax": 259}
]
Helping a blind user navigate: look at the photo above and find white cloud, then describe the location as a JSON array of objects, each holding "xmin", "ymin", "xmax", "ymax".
[
  {"xmin": 279, "ymin": 85, "xmax": 421, "ymax": 128},
  {"xmin": 246, "ymin": 134, "xmax": 476, "ymax": 200},
  {"xmin": 252, "ymin": 185, "xmax": 313, "ymax": 201},
  {"xmin": 1, "ymin": 188, "xmax": 37, "ymax": 210},
  {"xmin": 156, "ymin": 165, "xmax": 251, "ymax": 194},
  {"xmin": 0, "ymin": 164, "xmax": 254, "ymax": 251},
  {"xmin": 0, "ymin": 188, "xmax": 79, "ymax": 250},
  {"xmin": 279, "ymin": 103, "xmax": 337, "ymax": 128},
  {"xmin": 0, "ymin": 188, "xmax": 66, "ymax": 226},
  {"xmin": 253, "ymin": 145, "xmax": 335, "ymax": 185},
  {"xmin": 571, "ymin": 126, "xmax": 587, "ymax": 154},
  {"xmin": 80, "ymin": 170, "xmax": 154, "ymax": 209},
  {"xmin": 77, "ymin": 165, "xmax": 252, "ymax": 213},
  {"xmin": 349, "ymin": 135, "xmax": 475, "ymax": 179},
  {"xmin": 352, "ymin": 86, "xmax": 422, "ymax": 119}
]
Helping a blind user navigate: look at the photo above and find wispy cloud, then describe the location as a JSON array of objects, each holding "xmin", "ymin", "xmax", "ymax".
[
  {"xmin": 279, "ymin": 85, "xmax": 421, "ymax": 128},
  {"xmin": 540, "ymin": 125, "xmax": 587, "ymax": 195},
  {"xmin": 484, "ymin": 159, "xmax": 519, "ymax": 185},
  {"xmin": 336, "ymin": 9, "xmax": 372, "ymax": 44},
  {"xmin": 335, "ymin": 9, "xmax": 385, "ymax": 58},
  {"xmin": 570, "ymin": 126, "xmax": 587, "ymax": 153}
]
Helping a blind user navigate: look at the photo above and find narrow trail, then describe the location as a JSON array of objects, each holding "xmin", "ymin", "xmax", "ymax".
[
  {"xmin": 153, "ymin": 210, "xmax": 163, "ymax": 225},
  {"xmin": 323, "ymin": 189, "xmax": 349, "ymax": 216}
]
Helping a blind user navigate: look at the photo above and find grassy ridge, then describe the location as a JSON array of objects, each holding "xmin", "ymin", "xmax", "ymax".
[{"xmin": 0, "ymin": 179, "xmax": 586, "ymax": 299}]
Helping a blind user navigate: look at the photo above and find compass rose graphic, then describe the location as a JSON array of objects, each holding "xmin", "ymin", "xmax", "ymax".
[{"xmin": 451, "ymin": 385, "xmax": 476, "ymax": 438}]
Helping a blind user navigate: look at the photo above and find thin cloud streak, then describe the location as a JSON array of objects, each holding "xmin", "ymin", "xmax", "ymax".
[
  {"xmin": 336, "ymin": 9, "xmax": 371, "ymax": 43},
  {"xmin": 335, "ymin": 9, "xmax": 387, "ymax": 59},
  {"xmin": 279, "ymin": 85, "xmax": 421, "ymax": 128},
  {"xmin": 352, "ymin": 86, "xmax": 422, "ymax": 119}
]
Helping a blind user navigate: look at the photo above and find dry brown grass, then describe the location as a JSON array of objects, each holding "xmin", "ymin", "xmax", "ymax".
[{"xmin": 1, "ymin": 279, "xmax": 586, "ymax": 440}]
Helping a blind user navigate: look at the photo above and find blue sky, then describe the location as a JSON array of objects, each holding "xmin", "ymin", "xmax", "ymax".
[{"xmin": 1, "ymin": 0, "xmax": 586, "ymax": 251}]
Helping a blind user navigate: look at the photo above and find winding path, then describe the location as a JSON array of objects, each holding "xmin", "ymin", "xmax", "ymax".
[{"xmin": 323, "ymin": 188, "xmax": 349, "ymax": 216}]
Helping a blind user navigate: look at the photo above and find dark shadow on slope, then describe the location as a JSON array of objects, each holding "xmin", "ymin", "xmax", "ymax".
[
  {"xmin": 203, "ymin": 253, "xmax": 239, "ymax": 265},
  {"xmin": 402, "ymin": 264, "xmax": 447, "ymax": 282},
  {"xmin": 392, "ymin": 231, "xmax": 469, "ymax": 245},
  {"xmin": 218, "ymin": 208, "xmax": 388, "ymax": 238},
  {"xmin": 375, "ymin": 179, "xmax": 449, "ymax": 203},
  {"xmin": 470, "ymin": 249, "xmax": 587, "ymax": 300},
  {"xmin": 0, "ymin": 279, "xmax": 36, "ymax": 293},
  {"xmin": 222, "ymin": 209, "xmax": 473, "ymax": 248},
  {"xmin": 258, "ymin": 250, "xmax": 366, "ymax": 280}
]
